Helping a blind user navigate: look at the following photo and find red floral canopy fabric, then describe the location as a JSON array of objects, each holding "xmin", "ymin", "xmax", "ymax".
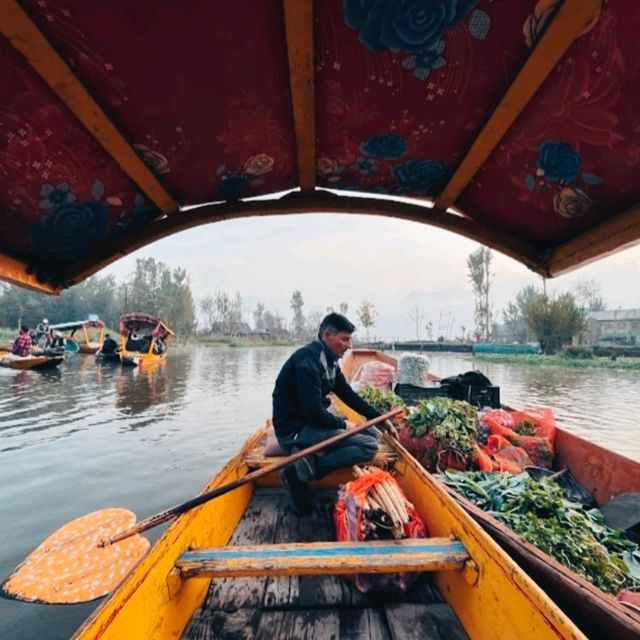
[{"xmin": 0, "ymin": 0, "xmax": 638, "ymax": 291}]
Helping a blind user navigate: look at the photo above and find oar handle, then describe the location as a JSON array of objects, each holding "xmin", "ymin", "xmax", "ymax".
[{"xmin": 107, "ymin": 407, "xmax": 403, "ymax": 545}]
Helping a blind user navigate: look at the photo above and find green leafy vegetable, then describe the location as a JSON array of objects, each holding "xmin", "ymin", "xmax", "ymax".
[{"xmin": 439, "ymin": 470, "xmax": 640, "ymax": 595}]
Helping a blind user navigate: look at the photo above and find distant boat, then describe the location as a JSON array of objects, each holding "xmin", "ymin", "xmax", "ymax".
[
  {"xmin": 48, "ymin": 317, "xmax": 106, "ymax": 354},
  {"xmin": 118, "ymin": 312, "xmax": 174, "ymax": 367},
  {"xmin": 0, "ymin": 350, "xmax": 64, "ymax": 370}
]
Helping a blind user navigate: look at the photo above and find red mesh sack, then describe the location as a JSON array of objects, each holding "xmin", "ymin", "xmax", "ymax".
[
  {"xmin": 352, "ymin": 361, "xmax": 396, "ymax": 390},
  {"xmin": 474, "ymin": 435, "xmax": 533, "ymax": 473},
  {"xmin": 334, "ymin": 468, "xmax": 427, "ymax": 593}
]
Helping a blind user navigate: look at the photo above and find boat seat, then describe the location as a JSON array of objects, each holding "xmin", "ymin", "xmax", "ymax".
[
  {"xmin": 175, "ymin": 538, "xmax": 469, "ymax": 578},
  {"xmin": 243, "ymin": 422, "xmax": 399, "ymax": 470}
]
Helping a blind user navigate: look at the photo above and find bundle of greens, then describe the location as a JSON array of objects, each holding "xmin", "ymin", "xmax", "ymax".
[
  {"xmin": 440, "ymin": 470, "xmax": 640, "ymax": 594},
  {"xmin": 357, "ymin": 385, "xmax": 405, "ymax": 414},
  {"xmin": 401, "ymin": 398, "xmax": 478, "ymax": 471}
]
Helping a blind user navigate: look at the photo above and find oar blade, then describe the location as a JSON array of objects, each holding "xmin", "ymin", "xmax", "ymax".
[{"xmin": 1, "ymin": 508, "xmax": 150, "ymax": 604}]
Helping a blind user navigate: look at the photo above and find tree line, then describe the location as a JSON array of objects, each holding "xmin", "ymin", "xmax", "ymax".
[
  {"xmin": 0, "ymin": 257, "xmax": 195, "ymax": 336},
  {"xmin": 466, "ymin": 246, "xmax": 606, "ymax": 354}
]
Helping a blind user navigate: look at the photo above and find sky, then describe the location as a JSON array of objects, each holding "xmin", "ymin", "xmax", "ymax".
[{"xmin": 100, "ymin": 210, "xmax": 640, "ymax": 341}]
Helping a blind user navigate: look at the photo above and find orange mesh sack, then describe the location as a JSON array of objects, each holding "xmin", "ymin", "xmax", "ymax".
[
  {"xmin": 474, "ymin": 435, "xmax": 533, "ymax": 473},
  {"xmin": 334, "ymin": 467, "xmax": 427, "ymax": 593},
  {"xmin": 479, "ymin": 407, "xmax": 556, "ymax": 469}
]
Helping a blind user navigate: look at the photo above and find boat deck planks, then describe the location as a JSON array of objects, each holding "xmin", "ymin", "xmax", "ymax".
[{"xmin": 182, "ymin": 489, "xmax": 466, "ymax": 640}]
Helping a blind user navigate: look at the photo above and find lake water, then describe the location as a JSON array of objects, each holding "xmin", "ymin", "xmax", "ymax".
[{"xmin": 1, "ymin": 346, "xmax": 638, "ymax": 639}]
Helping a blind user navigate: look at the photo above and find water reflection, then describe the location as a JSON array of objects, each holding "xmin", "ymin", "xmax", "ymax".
[{"xmin": 115, "ymin": 366, "xmax": 169, "ymax": 415}]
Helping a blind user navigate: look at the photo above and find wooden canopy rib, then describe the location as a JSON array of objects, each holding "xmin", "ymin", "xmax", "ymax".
[
  {"xmin": 546, "ymin": 200, "xmax": 640, "ymax": 277},
  {"xmin": 58, "ymin": 192, "xmax": 544, "ymax": 290},
  {"xmin": 0, "ymin": 252, "xmax": 56, "ymax": 294},
  {"xmin": 0, "ymin": 0, "xmax": 178, "ymax": 215},
  {"xmin": 283, "ymin": 0, "xmax": 316, "ymax": 193},
  {"xmin": 434, "ymin": 0, "xmax": 604, "ymax": 210}
]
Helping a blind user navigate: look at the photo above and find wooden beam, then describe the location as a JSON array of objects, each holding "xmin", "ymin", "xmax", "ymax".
[
  {"xmin": 435, "ymin": 0, "xmax": 603, "ymax": 210},
  {"xmin": 176, "ymin": 538, "xmax": 469, "ymax": 578},
  {"xmin": 0, "ymin": 252, "xmax": 57, "ymax": 294},
  {"xmin": 283, "ymin": 0, "xmax": 316, "ymax": 192},
  {"xmin": 1, "ymin": 0, "xmax": 178, "ymax": 215},
  {"xmin": 58, "ymin": 191, "xmax": 546, "ymax": 288},
  {"xmin": 545, "ymin": 200, "xmax": 640, "ymax": 277}
]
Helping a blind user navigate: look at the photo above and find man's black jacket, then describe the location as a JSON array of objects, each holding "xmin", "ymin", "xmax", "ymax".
[{"xmin": 272, "ymin": 340, "xmax": 380, "ymax": 439}]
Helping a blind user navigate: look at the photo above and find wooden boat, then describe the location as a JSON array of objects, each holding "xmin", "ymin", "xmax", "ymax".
[
  {"xmin": 341, "ymin": 349, "xmax": 640, "ymax": 639},
  {"xmin": 71, "ymin": 420, "xmax": 585, "ymax": 640},
  {"xmin": 118, "ymin": 312, "xmax": 174, "ymax": 367},
  {"xmin": 0, "ymin": 350, "xmax": 64, "ymax": 370},
  {"xmin": 48, "ymin": 318, "xmax": 106, "ymax": 354}
]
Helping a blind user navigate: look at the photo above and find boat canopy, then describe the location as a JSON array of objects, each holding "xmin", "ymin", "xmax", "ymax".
[
  {"xmin": 119, "ymin": 313, "xmax": 175, "ymax": 338},
  {"xmin": 49, "ymin": 319, "xmax": 105, "ymax": 332},
  {"xmin": 1, "ymin": 0, "xmax": 638, "ymax": 294}
]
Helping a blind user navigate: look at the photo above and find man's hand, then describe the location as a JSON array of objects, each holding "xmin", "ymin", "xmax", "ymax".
[
  {"xmin": 383, "ymin": 418, "xmax": 399, "ymax": 439},
  {"xmin": 345, "ymin": 420, "xmax": 357, "ymax": 430}
]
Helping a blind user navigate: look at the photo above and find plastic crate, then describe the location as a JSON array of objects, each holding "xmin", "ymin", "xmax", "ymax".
[
  {"xmin": 450, "ymin": 385, "xmax": 500, "ymax": 409},
  {"xmin": 393, "ymin": 383, "xmax": 452, "ymax": 406}
]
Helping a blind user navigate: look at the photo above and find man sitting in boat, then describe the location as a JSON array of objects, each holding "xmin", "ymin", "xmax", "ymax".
[
  {"xmin": 11, "ymin": 325, "xmax": 33, "ymax": 358},
  {"xmin": 101, "ymin": 334, "xmax": 119, "ymax": 355},
  {"xmin": 272, "ymin": 312, "xmax": 398, "ymax": 515}
]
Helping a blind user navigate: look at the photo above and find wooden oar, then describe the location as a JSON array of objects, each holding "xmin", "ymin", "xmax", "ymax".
[{"xmin": 1, "ymin": 408, "xmax": 402, "ymax": 604}]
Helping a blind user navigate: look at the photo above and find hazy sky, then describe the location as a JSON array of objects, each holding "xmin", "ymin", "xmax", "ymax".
[{"xmin": 101, "ymin": 210, "xmax": 640, "ymax": 340}]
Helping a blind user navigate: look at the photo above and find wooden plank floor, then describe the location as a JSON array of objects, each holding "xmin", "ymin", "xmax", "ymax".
[{"xmin": 182, "ymin": 489, "xmax": 468, "ymax": 640}]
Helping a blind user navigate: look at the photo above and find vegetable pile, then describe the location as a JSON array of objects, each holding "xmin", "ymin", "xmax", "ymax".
[
  {"xmin": 440, "ymin": 470, "xmax": 640, "ymax": 595},
  {"xmin": 399, "ymin": 397, "xmax": 478, "ymax": 472},
  {"xmin": 358, "ymin": 385, "xmax": 405, "ymax": 414}
]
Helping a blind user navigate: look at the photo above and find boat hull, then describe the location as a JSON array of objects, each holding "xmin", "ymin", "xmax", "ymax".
[
  {"xmin": 0, "ymin": 351, "xmax": 64, "ymax": 370},
  {"xmin": 72, "ymin": 425, "xmax": 583, "ymax": 640}
]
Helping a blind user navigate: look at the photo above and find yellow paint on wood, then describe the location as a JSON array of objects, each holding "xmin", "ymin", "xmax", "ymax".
[
  {"xmin": 71, "ymin": 430, "xmax": 264, "ymax": 640},
  {"xmin": 435, "ymin": 0, "xmax": 603, "ymax": 210},
  {"xmin": 283, "ymin": 0, "xmax": 316, "ymax": 192}
]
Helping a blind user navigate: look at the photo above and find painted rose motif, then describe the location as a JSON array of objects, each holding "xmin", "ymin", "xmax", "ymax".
[
  {"xmin": 344, "ymin": 0, "xmax": 478, "ymax": 53},
  {"xmin": 39, "ymin": 183, "xmax": 76, "ymax": 210},
  {"xmin": 243, "ymin": 153, "xmax": 274, "ymax": 175},
  {"xmin": 553, "ymin": 187, "xmax": 592, "ymax": 218},
  {"xmin": 316, "ymin": 157, "xmax": 343, "ymax": 176},
  {"xmin": 524, "ymin": 141, "xmax": 602, "ymax": 218},
  {"xmin": 360, "ymin": 134, "xmax": 407, "ymax": 160},
  {"xmin": 31, "ymin": 199, "xmax": 109, "ymax": 259},
  {"xmin": 402, "ymin": 40, "xmax": 446, "ymax": 80},
  {"xmin": 393, "ymin": 159, "xmax": 447, "ymax": 195},
  {"xmin": 537, "ymin": 141, "xmax": 581, "ymax": 183},
  {"xmin": 133, "ymin": 144, "xmax": 170, "ymax": 175}
]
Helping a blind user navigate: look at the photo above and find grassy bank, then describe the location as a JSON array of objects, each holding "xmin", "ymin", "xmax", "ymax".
[
  {"xmin": 473, "ymin": 353, "xmax": 640, "ymax": 370},
  {"xmin": 185, "ymin": 335, "xmax": 297, "ymax": 348}
]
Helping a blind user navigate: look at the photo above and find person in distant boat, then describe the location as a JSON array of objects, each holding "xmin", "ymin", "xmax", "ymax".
[
  {"xmin": 35, "ymin": 318, "xmax": 49, "ymax": 349},
  {"xmin": 11, "ymin": 325, "xmax": 33, "ymax": 357},
  {"xmin": 101, "ymin": 333, "xmax": 119, "ymax": 355},
  {"xmin": 272, "ymin": 312, "xmax": 398, "ymax": 516},
  {"xmin": 153, "ymin": 335, "xmax": 166, "ymax": 355}
]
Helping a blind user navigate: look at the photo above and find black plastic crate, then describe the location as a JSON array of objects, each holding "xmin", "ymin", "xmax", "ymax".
[
  {"xmin": 450, "ymin": 384, "xmax": 500, "ymax": 409},
  {"xmin": 394, "ymin": 383, "xmax": 453, "ymax": 405}
]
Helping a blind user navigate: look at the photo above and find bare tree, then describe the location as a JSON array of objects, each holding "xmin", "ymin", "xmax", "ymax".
[
  {"xmin": 467, "ymin": 246, "xmax": 493, "ymax": 340},
  {"xmin": 356, "ymin": 300, "xmax": 377, "ymax": 341},
  {"xmin": 407, "ymin": 306, "xmax": 424, "ymax": 341}
]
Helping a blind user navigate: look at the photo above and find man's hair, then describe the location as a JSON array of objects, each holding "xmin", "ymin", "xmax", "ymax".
[
  {"xmin": 20, "ymin": 325, "xmax": 29, "ymax": 333},
  {"xmin": 318, "ymin": 313, "xmax": 355, "ymax": 340}
]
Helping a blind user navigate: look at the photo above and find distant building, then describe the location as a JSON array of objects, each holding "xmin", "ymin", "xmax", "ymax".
[
  {"xmin": 209, "ymin": 321, "xmax": 253, "ymax": 337},
  {"xmin": 580, "ymin": 309, "xmax": 640, "ymax": 347}
]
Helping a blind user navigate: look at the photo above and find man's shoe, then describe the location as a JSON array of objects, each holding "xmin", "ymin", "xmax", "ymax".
[
  {"xmin": 279, "ymin": 466, "xmax": 313, "ymax": 516},
  {"xmin": 294, "ymin": 454, "xmax": 316, "ymax": 483}
]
